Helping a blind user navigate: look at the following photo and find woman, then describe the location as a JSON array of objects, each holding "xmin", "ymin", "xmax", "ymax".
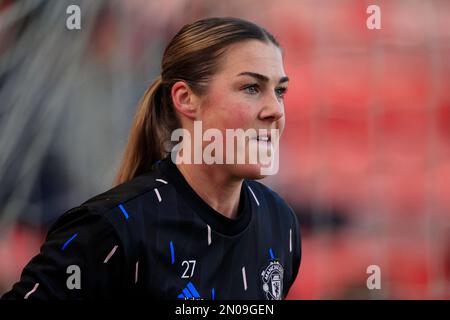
[{"xmin": 2, "ymin": 17, "xmax": 301, "ymax": 300}]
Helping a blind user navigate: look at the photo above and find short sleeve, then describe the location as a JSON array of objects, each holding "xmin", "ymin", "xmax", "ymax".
[{"xmin": 1, "ymin": 207, "xmax": 128, "ymax": 300}]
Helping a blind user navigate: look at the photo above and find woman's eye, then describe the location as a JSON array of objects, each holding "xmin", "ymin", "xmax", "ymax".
[
  {"xmin": 275, "ymin": 87, "xmax": 287, "ymax": 98},
  {"xmin": 244, "ymin": 84, "xmax": 259, "ymax": 94}
]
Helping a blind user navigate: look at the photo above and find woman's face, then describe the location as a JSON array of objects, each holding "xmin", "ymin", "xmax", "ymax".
[{"xmin": 198, "ymin": 40, "xmax": 288, "ymax": 179}]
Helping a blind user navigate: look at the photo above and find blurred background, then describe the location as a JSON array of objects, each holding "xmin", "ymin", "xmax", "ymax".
[{"xmin": 0, "ymin": 0, "xmax": 449, "ymax": 299}]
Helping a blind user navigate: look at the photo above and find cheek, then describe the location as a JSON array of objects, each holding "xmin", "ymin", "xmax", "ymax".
[
  {"xmin": 223, "ymin": 105, "xmax": 253, "ymax": 129},
  {"xmin": 203, "ymin": 92, "xmax": 254, "ymax": 130}
]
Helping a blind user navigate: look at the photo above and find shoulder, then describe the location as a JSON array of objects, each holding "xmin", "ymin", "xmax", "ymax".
[
  {"xmin": 245, "ymin": 179, "xmax": 298, "ymax": 227},
  {"xmin": 79, "ymin": 169, "xmax": 171, "ymax": 216},
  {"xmin": 48, "ymin": 169, "xmax": 169, "ymax": 232},
  {"xmin": 47, "ymin": 168, "xmax": 171, "ymax": 261}
]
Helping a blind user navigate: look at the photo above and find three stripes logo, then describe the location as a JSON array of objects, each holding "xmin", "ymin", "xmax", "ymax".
[{"xmin": 177, "ymin": 281, "xmax": 201, "ymax": 299}]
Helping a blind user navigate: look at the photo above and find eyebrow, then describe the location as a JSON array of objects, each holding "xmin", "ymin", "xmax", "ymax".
[{"xmin": 237, "ymin": 72, "xmax": 289, "ymax": 84}]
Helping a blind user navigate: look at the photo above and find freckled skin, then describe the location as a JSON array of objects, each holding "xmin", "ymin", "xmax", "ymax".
[{"xmin": 198, "ymin": 40, "xmax": 287, "ymax": 179}]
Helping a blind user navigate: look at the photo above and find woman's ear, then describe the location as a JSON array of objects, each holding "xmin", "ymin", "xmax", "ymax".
[{"xmin": 171, "ymin": 81, "xmax": 200, "ymax": 120}]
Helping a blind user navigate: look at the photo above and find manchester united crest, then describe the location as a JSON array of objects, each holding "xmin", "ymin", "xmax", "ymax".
[{"xmin": 261, "ymin": 260, "xmax": 284, "ymax": 300}]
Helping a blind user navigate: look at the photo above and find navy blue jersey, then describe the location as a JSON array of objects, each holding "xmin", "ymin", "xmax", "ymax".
[{"xmin": 1, "ymin": 157, "xmax": 301, "ymax": 300}]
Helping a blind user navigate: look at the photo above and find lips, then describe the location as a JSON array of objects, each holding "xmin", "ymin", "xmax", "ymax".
[
  {"xmin": 253, "ymin": 133, "xmax": 271, "ymax": 142},
  {"xmin": 256, "ymin": 136, "xmax": 270, "ymax": 142}
]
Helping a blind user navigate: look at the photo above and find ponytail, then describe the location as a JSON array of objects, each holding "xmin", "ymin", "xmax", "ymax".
[{"xmin": 114, "ymin": 75, "xmax": 177, "ymax": 186}]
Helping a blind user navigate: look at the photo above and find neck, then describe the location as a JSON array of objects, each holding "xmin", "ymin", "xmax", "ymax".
[{"xmin": 177, "ymin": 162, "xmax": 243, "ymax": 220}]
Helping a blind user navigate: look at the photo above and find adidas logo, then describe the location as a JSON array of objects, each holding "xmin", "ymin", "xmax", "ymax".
[{"xmin": 177, "ymin": 281, "xmax": 201, "ymax": 299}]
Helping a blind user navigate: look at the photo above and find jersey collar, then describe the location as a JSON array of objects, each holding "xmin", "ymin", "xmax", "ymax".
[{"xmin": 158, "ymin": 156, "xmax": 253, "ymax": 236}]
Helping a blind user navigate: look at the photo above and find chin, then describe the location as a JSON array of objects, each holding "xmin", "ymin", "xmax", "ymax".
[{"xmin": 231, "ymin": 163, "xmax": 270, "ymax": 180}]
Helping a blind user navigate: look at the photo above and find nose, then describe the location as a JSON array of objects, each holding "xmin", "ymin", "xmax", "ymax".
[{"xmin": 258, "ymin": 93, "xmax": 284, "ymax": 123}]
